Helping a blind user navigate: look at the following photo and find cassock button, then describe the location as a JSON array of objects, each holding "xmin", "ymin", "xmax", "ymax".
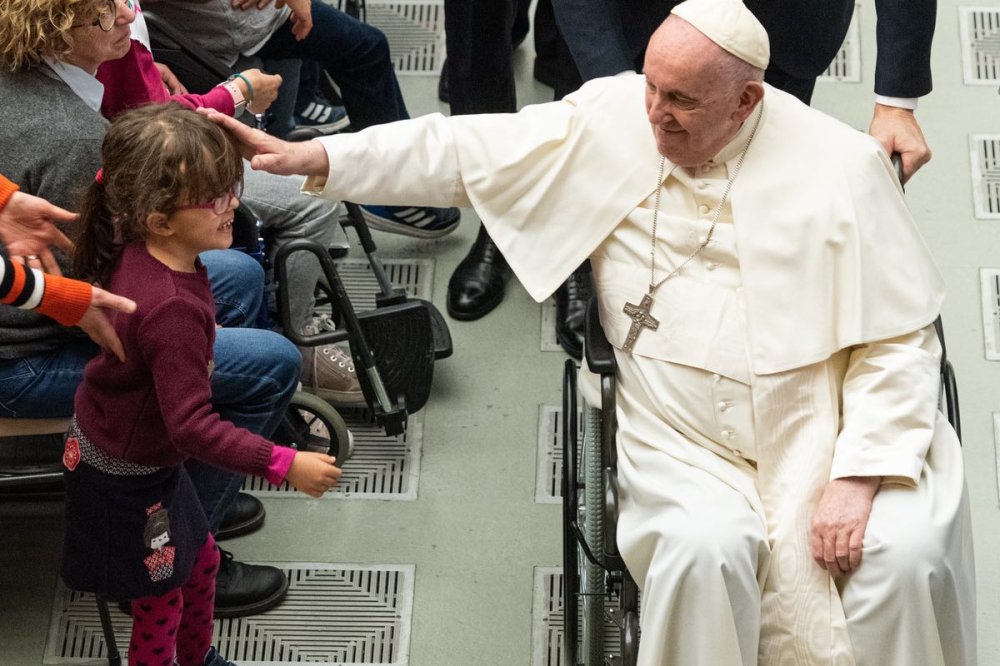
[
  {"xmin": 701, "ymin": 163, "xmax": 713, "ymax": 173},
  {"xmin": 698, "ymin": 204, "xmax": 710, "ymax": 215},
  {"xmin": 718, "ymin": 401, "xmax": 731, "ymax": 412},
  {"xmin": 705, "ymin": 262, "xmax": 718, "ymax": 271},
  {"xmin": 721, "ymin": 429, "xmax": 735, "ymax": 440},
  {"xmin": 733, "ymin": 449, "xmax": 743, "ymax": 458},
  {"xmin": 697, "ymin": 182, "xmax": 709, "ymax": 191}
]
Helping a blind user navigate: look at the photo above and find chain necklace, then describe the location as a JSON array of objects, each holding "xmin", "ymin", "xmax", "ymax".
[{"xmin": 621, "ymin": 103, "xmax": 763, "ymax": 354}]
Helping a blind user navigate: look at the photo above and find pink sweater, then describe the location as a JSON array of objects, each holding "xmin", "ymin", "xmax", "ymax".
[{"xmin": 96, "ymin": 39, "xmax": 235, "ymax": 119}]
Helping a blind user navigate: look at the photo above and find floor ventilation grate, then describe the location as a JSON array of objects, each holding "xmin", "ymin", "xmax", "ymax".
[
  {"xmin": 335, "ymin": 1, "xmax": 444, "ymax": 75},
  {"xmin": 45, "ymin": 564, "xmax": 414, "ymax": 665},
  {"xmin": 331, "ymin": 257, "xmax": 434, "ymax": 311},
  {"xmin": 970, "ymin": 135, "xmax": 1000, "ymax": 219},
  {"xmin": 535, "ymin": 405, "xmax": 563, "ymax": 504},
  {"xmin": 531, "ymin": 567, "xmax": 624, "ymax": 666},
  {"xmin": 960, "ymin": 7, "xmax": 1000, "ymax": 83},
  {"xmin": 818, "ymin": 5, "xmax": 861, "ymax": 83},
  {"xmin": 245, "ymin": 410, "xmax": 422, "ymax": 500}
]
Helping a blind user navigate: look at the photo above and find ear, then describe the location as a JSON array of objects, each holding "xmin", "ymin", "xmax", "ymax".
[
  {"xmin": 733, "ymin": 81, "xmax": 765, "ymax": 123},
  {"xmin": 145, "ymin": 212, "xmax": 174, "ymax": 238}
]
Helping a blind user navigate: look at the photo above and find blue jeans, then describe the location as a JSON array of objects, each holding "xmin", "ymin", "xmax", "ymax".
[
  {"xmin": 0, "ymin": 249, "xmax": 300, "ymax": 532},
  {"xmin": 256, "ymin": 0, "xmax": 409, "ymax": 130}
]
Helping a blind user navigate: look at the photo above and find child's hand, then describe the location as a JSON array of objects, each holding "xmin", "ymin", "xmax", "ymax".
[
  {"xmin": 285, "ymin": 451, "xmax": 341, "ymax": 497},
  {"xmin": 276, "ymin": 0, "xmax": 313, "ymax": 41}
]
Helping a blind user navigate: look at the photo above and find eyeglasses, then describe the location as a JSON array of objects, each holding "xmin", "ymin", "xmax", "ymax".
[
  {"xmin": 176, "ymin": 182, "xmax": 243, "ymax": 216},
  {"xmin": 87, "ymin": 0, "xmax": 134, "ymax": 32}
]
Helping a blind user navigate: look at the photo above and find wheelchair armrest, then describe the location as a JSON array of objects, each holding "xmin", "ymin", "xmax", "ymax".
[{"xmin": 584, "ymin": 297, "xmax": 617, "ymax": 376}]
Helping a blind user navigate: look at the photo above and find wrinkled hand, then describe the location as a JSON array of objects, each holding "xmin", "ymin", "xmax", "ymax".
[
  {"xmin": 241, "ymin": 68, "xmax": 282, "ymax": 114},
  {"xmin": 197, "ymin": 108, "xmax": 330, "ymax": 177},
  {"xmin": 77, "ymin": 286, "xmax": 137, "ymax": 363},
  {"xmin": 869, "ymin": 104, "xmax": 931, "ymax": 185},
  {"xmin": 155, "ymin": 62, "xmax": 188, "ymax": 95},
  {"xmin": 276, "ymin": 0, "xmax": 313, "ymax": 40},
  {"xmin": 810, "ymin": 476, "xmax": 880, "ymax": 578},
  {"xmin": 0, "ymin": 191, "xmax": 76, "ymax": 276},
  {"xmin": 231, "ymin": 0, "xmax": 274, "ymax": 9},
  {"xmin": 285, "ymin": 450, "xmax": 342, "ymax": 497}
]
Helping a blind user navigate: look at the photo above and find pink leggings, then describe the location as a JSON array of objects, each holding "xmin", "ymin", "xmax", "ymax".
[{"xmin": 128, "ymin": 534, "xmax": 219, "ymax": 666}]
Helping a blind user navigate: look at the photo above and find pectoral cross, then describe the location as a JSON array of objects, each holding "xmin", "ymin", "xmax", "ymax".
[{"xmin": 622, "ymin": 294, "xmax": 660, "ymax": 354}]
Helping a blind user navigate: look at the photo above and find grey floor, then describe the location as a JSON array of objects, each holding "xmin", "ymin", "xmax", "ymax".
[{"xmin": 1, "ymin": 0, "xmax": 999, "ymax": 664}]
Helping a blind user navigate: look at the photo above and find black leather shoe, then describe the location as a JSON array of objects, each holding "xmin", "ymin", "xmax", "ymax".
[
  {"xmin": 555, "ymin": 266, "xmax": 593, "ymax": 360},
  {"xmin": 216, "ymin": 492, "xmax": 265, "ymax": 541},
  {"xmin": 447, "ymin": 225, "xmax": 509, "ymax": 321},
  {"xmin": 214, "ymin": 549, "xmax": 289, "ymax": 618}
]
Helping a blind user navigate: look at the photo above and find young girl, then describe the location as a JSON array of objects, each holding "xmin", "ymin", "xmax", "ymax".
[{"xmin": 62, "ymin": 103, "xmax": 341, "ymax": 666}]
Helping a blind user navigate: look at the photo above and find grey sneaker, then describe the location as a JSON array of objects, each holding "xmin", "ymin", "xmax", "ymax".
[{"xmin": 300, "ymin": 342, "xmax": 365, "ymax": 407}]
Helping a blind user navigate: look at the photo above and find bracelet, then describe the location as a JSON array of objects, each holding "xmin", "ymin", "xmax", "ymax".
[
  {"xmin": 227, "ymin": 73, "xmax": 254, "ymax": 104},
  {"xmin": 220, "ymin": 81, "xmax": 246, "ymax": 116}
]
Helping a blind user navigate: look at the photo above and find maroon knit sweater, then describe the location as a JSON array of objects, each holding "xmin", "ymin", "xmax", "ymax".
[{"xmin": 74, "ymin": 243, "xmax": 273, "ymax": 477}]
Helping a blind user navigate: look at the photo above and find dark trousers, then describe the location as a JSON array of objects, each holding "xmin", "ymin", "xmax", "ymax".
[
  {"xmin": 257, "ymin": 0, "xmax": 408, "ymax": 130},
  {"xmin": 443, "ymin": 0, "xmax": 519, "ymax": 115}
]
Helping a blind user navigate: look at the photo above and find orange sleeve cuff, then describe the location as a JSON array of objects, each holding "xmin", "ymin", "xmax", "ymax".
[
  {"xmin": 0, "ymin": 175, "xmax": 19, "ymax": 211},
  {"xmin": 37, "ymin": 274, "xmax": 93, "ymax": 326}
]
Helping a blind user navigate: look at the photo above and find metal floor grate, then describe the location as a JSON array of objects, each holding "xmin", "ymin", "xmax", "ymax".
[
  {"xmin": 244, "ymin": 410, "xmax": 422, "ymax": 500},
  {"xmin": 960, "ymin": 6, "xmax": 1000, "ymax": 84},
  {"xmin": 980, "ymin": 269, "xmax": 1000, "ymax": 361},
  {"xmin": 535, "ymin": 405, "xmax": 563, "ymax": 504},
  {"xmin": 970, "ymin": 135, "xmax": 1000, "ymax": 219},
  {"xmin": 818, "ymin": 4, "xmax": 861, "ymax": 83},
  {"xmin": 334, "ymin": 1, "xmax": 444, "ymax": 75},
  {"xmin": 531, "ymin": 567, "xmax": 623, "ymax": 666},
  {"xmin": 331, "ymin": 257, "xmax": 434, "ymax": 312},
  {"xmin": 45, "ymin": 564, "xmax": 414, "ymax": 665}
]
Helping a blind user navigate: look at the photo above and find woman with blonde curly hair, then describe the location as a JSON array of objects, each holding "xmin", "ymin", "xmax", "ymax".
[{"xmin": 0, "ymin": 0, "xmax": 303, "ymax": 624}]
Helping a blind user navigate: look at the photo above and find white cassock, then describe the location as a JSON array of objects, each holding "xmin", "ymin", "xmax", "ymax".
[{"xmin": 302, "ymin": 74, "xmax": 976, "ymax": 665}]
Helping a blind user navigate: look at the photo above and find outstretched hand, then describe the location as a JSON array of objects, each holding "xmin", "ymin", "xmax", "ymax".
[
  {"xmin": 285, "ymin": 450, "xmax": 342, "ymax": 497},
  {"xmin": 810, "ymin": 476, "xmax": 880, "ymax": 578},
  {"xmin": 77, "ymin": 286, "xmax": 137, "ymax": 363},
  {"xmin": 0, "ymin": 191, "xmax": 76, "ymax": 276},
  {"xmin": 197, "ymin": 108, "xmax": 330, "ymax": 177},
  {"xmin": 869, "ymin": 104, "xmax": 931, "ymax": 185}
]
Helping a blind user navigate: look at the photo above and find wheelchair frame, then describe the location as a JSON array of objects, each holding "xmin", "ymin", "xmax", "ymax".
[{"xmin": 561, "ymin": 301, "xmax": 961, "ymax": 666}]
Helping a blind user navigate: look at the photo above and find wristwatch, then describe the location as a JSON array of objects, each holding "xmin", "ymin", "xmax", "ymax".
[{"xmin": 221, "ymin": 81, "xmax": 246, "ymax": 116}]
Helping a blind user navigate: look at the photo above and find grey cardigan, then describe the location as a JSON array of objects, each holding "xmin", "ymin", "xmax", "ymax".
[{"xmin": 0, "ymin": 67, "xmax": 108, "ymax": 358}]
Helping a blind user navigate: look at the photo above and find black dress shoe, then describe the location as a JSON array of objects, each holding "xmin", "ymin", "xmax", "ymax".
[
  {"xmin": 216, "ymin": 492, "xmax": 265, "ymax": 541},
  {"xmin": 447, "ymin": 225, "xmax": 510, "ymax": 321},
  {"xmin": 214, "ymin": 549, "xmax": 289, "ymax": 618},
  {"xmin": 555, "ymin": 265, "xmax": 593, "ymax": 360}
]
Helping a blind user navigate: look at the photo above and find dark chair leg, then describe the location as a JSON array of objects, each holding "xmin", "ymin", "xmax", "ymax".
[{"xmin": 95, "ymin": 597, "xmax": 121, "ymax": 666}]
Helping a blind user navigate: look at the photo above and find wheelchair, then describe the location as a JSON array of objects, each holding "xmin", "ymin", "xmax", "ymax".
[{"xmin": 560, "ymin": 301, "xmax": 961, "ymax": 666}]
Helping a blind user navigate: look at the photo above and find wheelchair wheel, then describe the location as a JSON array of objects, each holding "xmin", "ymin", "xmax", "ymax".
[
  {"xmin": 273, "ymin": 391, "xmax": 353, "ymax": 463},
  {"xmin": 580, "ymin": 404, "xmax": 607, "ymax": 665},
  {"xmin": 622, "ymin": 609, "xmax": 640, "ymax": 666}
]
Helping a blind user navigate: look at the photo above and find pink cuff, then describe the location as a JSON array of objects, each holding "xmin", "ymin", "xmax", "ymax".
[{"xmin": 265, "ymin": 445, "xmax": 296, "ymax": 487}]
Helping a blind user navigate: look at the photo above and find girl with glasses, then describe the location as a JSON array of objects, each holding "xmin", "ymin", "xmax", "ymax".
[{"xmin": 64, "ymin": 103, "xmax": 341, "ymax": 666}]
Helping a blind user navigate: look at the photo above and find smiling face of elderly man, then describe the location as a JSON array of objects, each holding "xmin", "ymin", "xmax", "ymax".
[{"xmin": 643, "ymin": 16, "xmax": 765, "ymax": 167}]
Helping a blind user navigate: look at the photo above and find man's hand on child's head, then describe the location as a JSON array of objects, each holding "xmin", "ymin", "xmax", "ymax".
[{"xmin": 286, "ymin": 451, "xmax": 341, "ymax": 497}]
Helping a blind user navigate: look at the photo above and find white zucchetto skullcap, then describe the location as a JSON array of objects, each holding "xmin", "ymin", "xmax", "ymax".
[{"xmin": 670, "ymin": 0, "xmax": 770, "ymax": 70}]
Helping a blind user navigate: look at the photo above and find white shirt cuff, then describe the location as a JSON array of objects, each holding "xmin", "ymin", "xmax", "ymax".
[{"xmin": 875, "ymin": 95, "xmax": 918, "ymax": 110}]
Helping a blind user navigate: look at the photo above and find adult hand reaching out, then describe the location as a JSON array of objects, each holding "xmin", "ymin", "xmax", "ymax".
[
  {"xmin": 77, "ymin": 286, "xmax": 138, "ymax": 363},
  {"xmin": 155, "ymin": 62, "xmax": 188, "ymax": 95},
  {"xmin": 869, "ymin": 104, "xmax": 931, "ymax": 185},
  {"xmin": 810, "ymin": 476, "xmax": 880, "ymax": 578},
  {"xmin": 239, "ymin": 68, "xmax": 283, "ymax": 114},
  {"xmin": 0, "ymin": 191, "xmax": 76, "ymax": 276},
  {"xmin": 276, "ymin": 0, "xmax": 313, "ymax": 40},
  {"xmin": 197, "ymin": 108, "xmax": 330, "ymax": 177}
]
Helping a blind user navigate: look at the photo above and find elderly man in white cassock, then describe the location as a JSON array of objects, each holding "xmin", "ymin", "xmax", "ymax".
[{"xmin": 204, "ymin": 0, "xmax": 976, "ymax": 662}]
